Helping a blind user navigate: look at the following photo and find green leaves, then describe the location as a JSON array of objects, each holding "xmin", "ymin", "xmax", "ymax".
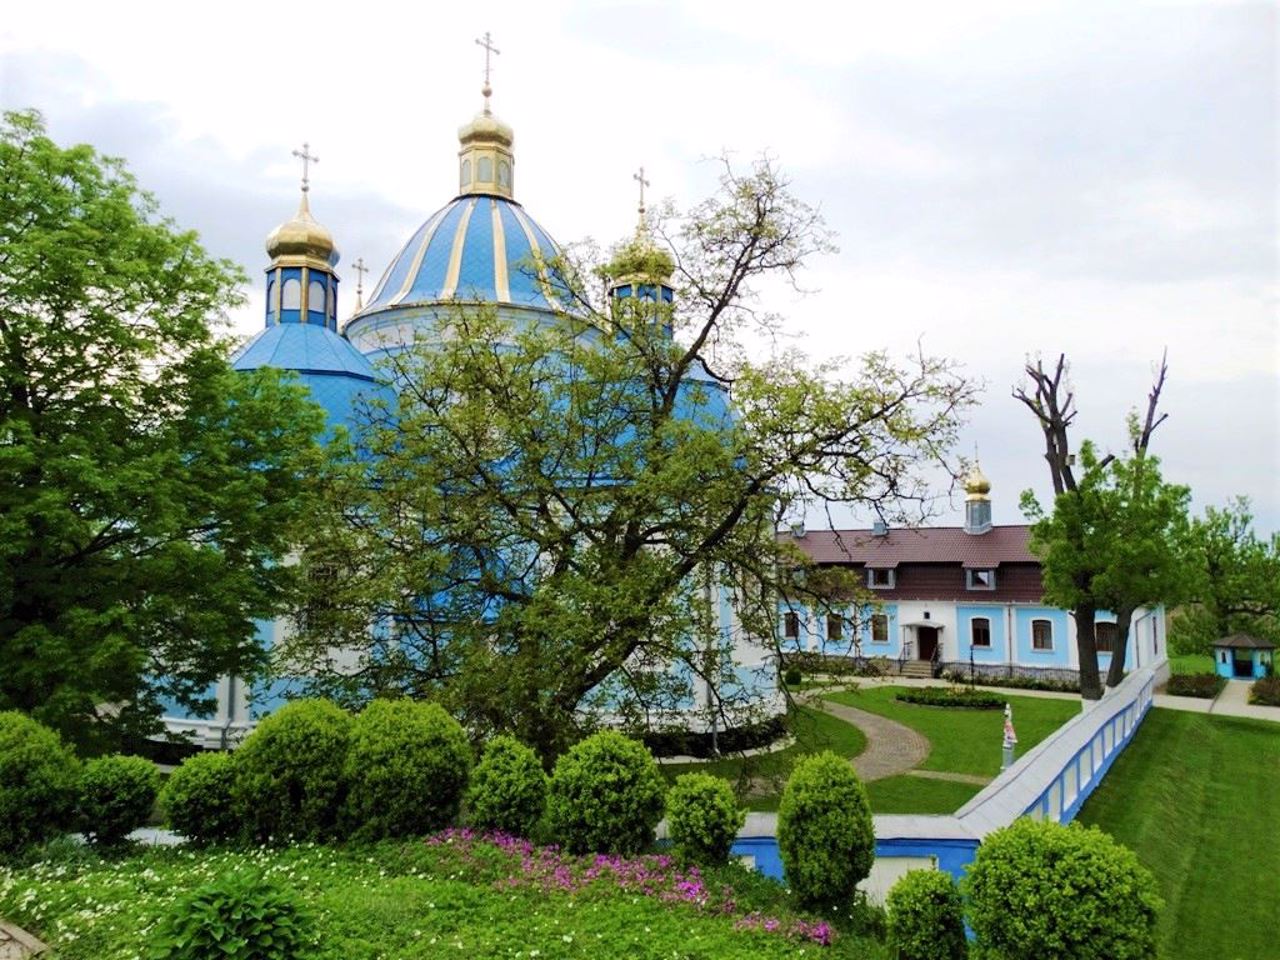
[
  {"xmin": 0, "ymin": 111, "xmax": 324, "ymax": 750},
  {"xmin": 149, "ymin": 870, "xmax": 314, "ymax": 960}
]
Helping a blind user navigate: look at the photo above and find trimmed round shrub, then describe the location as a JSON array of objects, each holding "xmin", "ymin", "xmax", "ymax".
[
  {"xmin": 547, "ymin": 731, "xmax": 666, "ymax": 855},
  {"xmin": 964, "ymin": 818, "xmax": 1162, "ymax": 960},
  {"xmin": 159, "ymin": 751, "xmax": 239, "ymax": 844},
  {"xmin": 666, "ymin": 772, "xmax": 745, "ymax": 865},
  {"xmin": 776, "ymin": 750, "xmax": 875, "ymax": 910},
  {"xmin": 232, "ymin": 699, "xmax": 352, "ymax": 842},
  {"xmin": 78, "ymin": 754, "xmax": 160, "ymax": 846},
  {"xmin": 784, "ymin": 667, "xmax": 803, "ymax": 687},
  {"xmin": 465, "ymin": 734, "xmax": 547, "ymax": 837},
  {"xmin": 0, "ymin": 711, "xmax": 80, "ymax": 853},
  {"xmin": 343, "ymin": 699, "xmax": 472, "ymax": 839},
  {"xmin": 149, "ymin": 870, "xmax": 313, "ymax": 960},
  {"xmin": 885, "ymin": 869, "xmax": 968, "ymax": 960}
]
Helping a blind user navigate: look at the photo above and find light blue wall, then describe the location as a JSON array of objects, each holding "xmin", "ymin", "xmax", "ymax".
[
  {"xmin": 731, "ymin": 836, "xmax": 980, "ymax": 887},
  {"xmin": 1215, "ymin": 647, "xmax": 1272, "ymax": 679},
  {"xmin": 956, "ymin": 605, "xmax": 1006, "ymax": 664},
  {"xmin": 859, "ymin": 603, "xmax": 901, "ymax": 658},
  {"xmin": 1013, "ymin": 607, "xmax": 1071, "ymax": 667}
]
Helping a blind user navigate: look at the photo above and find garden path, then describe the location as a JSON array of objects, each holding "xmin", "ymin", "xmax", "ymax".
[{"xmin": 802, "ymin": 696, "xmax": 929, "ymax": 782}]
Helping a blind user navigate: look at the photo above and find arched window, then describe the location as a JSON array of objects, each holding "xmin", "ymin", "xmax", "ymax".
[
  {"xmin": 497, "ymin": 159, "xmax": 510, "ymax": 188},
  {"xmin": 281, "ymin": 278, "xmax": 301, "ymax": 310},
  {"xmin": 265, "ymin": 278, "xmax": 276, "ymax": 317},
  {"xmin": 460, "ymin": 158, "xmax": 472, "ymax": 189},
  {"xmin": 308, "ymin": 280, "xmax": 326, "ymax": 316},
  {"xmin": 477, "ymin": 157, "xmax": 493, "ymax": 182}
]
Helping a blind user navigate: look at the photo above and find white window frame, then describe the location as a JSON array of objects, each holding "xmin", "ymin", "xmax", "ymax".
[
  {"xmin": 870, "ymin": 613, "xmax": 889, "ymax": 644},
  {"xmin": 783, "ymin": 611, "xmax": 800, "ymax": 640},
  {"xmin": 1031, "ymin": 618, "xmax": 1054, "ymax": 651},
  {"xmin": 867, "ymin": 567, "xmax": 895, "ymax": 590},
  {"xmin": 971, "ymin": 616, "xmax": 992, "ymax": 648},
  {"xmin": 966, "ymin": 568, "xmax": 997, "ymax": 591}
]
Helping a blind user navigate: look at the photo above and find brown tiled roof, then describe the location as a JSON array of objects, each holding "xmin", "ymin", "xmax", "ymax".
[
  {"xmin": 781, "ymin": 525, "xmax": 1038, "ymax": 565},
  {"xmin": 1211, "ymin": 633, "xmax": 1276, "ymax": 650}
]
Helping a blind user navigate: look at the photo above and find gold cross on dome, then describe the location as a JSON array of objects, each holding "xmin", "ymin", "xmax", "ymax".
[
  {"xmin": 633, "ymin": 166, "xmax": 650, "ymax": 215},
  {"xmin": 291, "ymin": 142, "xmax": 319, "ymax": 193},
  {"xmin": 352, "ymin": 257, "xmax": 369, "ymax": 308},
  {"xmin": 476, "ymin": 31, "xmax": 500, "ymax": 101}
]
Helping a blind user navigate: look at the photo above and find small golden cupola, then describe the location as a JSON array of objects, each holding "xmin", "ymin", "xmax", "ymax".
[
  {"xmin": 263, "ymin": 143, "xmax": 341, "ymax": 330},
  {"xmin": 604, "ymin": 167, "xmax": 676, "ymax": 331},
  {"xmin": 963, "ymin": 459, "xmax": 993, "ymax": 535},
  {"xmin": 457, "ymin": 32, "xmax": 515, "ymax": 200}
]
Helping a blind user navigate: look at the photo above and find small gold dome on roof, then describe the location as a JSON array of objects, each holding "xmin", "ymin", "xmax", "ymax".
[
  {"xmin": 964, "ymin": 462, "xmax": 992, "ymax": 501},
  {"xmin": 458, "ymin": 110, "xmax": 514, "ymax": 148},
  {"xmin": 265, "ymin": 192, "xmax": 339, "ymax": 269}
]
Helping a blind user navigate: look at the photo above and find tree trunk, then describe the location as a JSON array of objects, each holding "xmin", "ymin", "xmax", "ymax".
[
  {"xmin": 1105, "ymin": 608, "xmax": 1135, "ymax": 688},
  {"xmin": 1075, "ymin": 604, "xmax": 1103, "ymax": 700}
]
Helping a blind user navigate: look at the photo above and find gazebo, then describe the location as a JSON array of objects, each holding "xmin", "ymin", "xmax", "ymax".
[{"xmin": 1211, "ymin": 634, "xmax": 1275, "ymax": 680}]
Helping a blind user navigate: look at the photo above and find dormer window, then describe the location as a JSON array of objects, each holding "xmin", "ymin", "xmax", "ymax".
[
  {"xmin": 966, "ymin": 568, "xmax": 997, "ymax": 590},
  {"xmin": 867, "ymin": 567, "xmax": 895, "ymax": 589}
]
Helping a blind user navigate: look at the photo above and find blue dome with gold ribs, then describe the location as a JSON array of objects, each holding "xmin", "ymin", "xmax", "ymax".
[{"xmin": 360, "ymin": 195, "xmax": 569, "ymax": 316}]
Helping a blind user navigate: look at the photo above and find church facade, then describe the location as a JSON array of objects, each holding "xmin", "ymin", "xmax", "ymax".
[{"xmin": 160, "ymin": 82, "xmax": 782, "ymax": 747}]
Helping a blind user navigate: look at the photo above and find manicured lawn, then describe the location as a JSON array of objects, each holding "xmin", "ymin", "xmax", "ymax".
[
  {"xmin": 864, "ymin": 776, "xmax": 983, "ymax": 814},
  {"xmin": 1168, "ymin": 653, "xmax": 1216, "ymax": 675},
  {"xmin": 826, "ymin": 686, "xmax": 1081, "ymax": 777},
  {"xmin": 662, "ymin": 706, "xmax": 867, "ymax": 810},
  {"xmin": 0, "ymin": 836, "xmax": 888, "ymax": 959},
  {"xmin": 1077, "ymin": 708, "xmax": 1280, "ymax": 960}
]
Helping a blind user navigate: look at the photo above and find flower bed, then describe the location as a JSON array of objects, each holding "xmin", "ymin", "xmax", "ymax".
[
  {"xmin": 894, "ymin": 688, "xmax": 1005, "ymax": 709},
  {"xmin": 1165, "ymin": 673, "xmax": 1225, "ymax": 699},
  {"xmin": 1249, "ymin": 676, "xmax": 1280, "ymax": 706}
]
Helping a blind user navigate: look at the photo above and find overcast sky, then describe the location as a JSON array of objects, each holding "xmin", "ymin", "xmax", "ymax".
[{"xmin": 3, "ymin": 1, "xmax": 1276, "ymax": 533}]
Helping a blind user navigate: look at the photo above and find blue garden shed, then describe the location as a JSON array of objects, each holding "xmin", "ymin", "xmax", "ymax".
[{"xmin": 1212, "ymin": 634, "xmax": 1275, "ymax": 680}]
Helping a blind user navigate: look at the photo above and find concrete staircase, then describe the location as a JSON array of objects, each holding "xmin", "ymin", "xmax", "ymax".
[{"xmin": 896, "ymin": 660, "xmax": 935, "ymax": 680}]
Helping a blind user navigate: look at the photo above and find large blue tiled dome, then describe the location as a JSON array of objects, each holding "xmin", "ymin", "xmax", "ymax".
[{"xmin": 360, "ymin": 195, "xmax": 571, "ymax": 317}]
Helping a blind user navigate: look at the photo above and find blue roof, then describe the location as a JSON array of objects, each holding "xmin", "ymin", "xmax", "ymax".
[
  {"xmin": 361, "ymin": 196, "xmax": 572, "ymax": 315},
  {"xmin": 232, "ymin": 323, "xmax": 378, "ymax": 380}
]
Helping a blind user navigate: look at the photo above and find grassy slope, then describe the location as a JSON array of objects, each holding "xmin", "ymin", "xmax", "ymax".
[
  {"xmin": 826, "ymin": 686, "xmax": 1081, "ymax": 777},
  {"xmin": 864, "ymin": 775, "xmax": 982, "ymax": 814},
  {"xmin": 662, "ymin": 706, "xmax": 867, "ymax": 811},
  {"xmin": 1077, "ymin": 709, "xmax": 1280, "ymax": 960}
]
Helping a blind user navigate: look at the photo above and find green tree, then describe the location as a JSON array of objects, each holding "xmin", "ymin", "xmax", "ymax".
[
  {"xmin": 1017, "ymin": 354, "xmax": 1190, "ymax": 696},
  {"xmin": 1170, "ymin": 498, "xmax": 1280, "ymax": 655},
  {"xmin": 0, "ymin": 110, "xmax": 324, "ymax": 751},
  {"xmin": 285, "ymin": 158, "xmax": 975, "ymax": 759}
]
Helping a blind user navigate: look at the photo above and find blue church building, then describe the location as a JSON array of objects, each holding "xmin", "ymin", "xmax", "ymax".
[{"xmin": 161, "ymin": 80, "xmax": 782, "ymax": 747}]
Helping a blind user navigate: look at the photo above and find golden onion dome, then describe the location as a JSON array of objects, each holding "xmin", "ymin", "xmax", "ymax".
[
  {"xmin": 458, "ymin": 109, "xmax": 514, "ymax": 148},
  {"xmin": 964, "ymin": 462, "xmax": 992, "ymax": 500},
  {"xmin": 265, "ymin": 192, "xmax": 339, "ymax": 269}
]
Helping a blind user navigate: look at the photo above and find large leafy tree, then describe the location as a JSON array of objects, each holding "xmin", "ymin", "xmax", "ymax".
[
  {"xmin": 1170, "ymin": 498, "xmax": 1280, "ymax": 655},
  {"xmin": 286, "ymin": 159, "xmax": 975, "ymax": 760},
  {"xmin": 0, "ymin": 110, "xmax": 324, "ymax": 751},
  {"xmin": 1017, "ymin": 354, "xmax": 1191, "ymax": 697}
]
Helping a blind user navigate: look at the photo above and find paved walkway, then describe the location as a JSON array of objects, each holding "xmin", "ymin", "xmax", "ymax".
[{"xmin": 802, "ymin": 695, "xmax": 929, "ymax": 782}]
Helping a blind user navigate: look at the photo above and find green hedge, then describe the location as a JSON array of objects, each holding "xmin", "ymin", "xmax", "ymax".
[
  {"xmin": 964, "ymin": 818, "xmax": 1161, "ymax": 959},
  {"xmin": 1166, "ymin": 673, "xmax": 1226, "ymax": 699},
  {"xmin": 78, "ymin": 754, "xmax": 159, "ymax": 846},
  {"xmin": 1250, "ymin": 675, "xmax": 1280, "ymax": 706},
  {"xmin": 233, "ymin": 699, "xmax": 352, "ymax": 842},
  {"xmin": 465, "ymin": 735, "xmax": 547, "ymax": 838},
  {"xmin": 895, "ymin": 688, "xmax": 1005, "ymax": 709},
  {"xmin": 343, "ymin": 699, "xmax": 472, "ymax": 840},
  {"xmin": 776, "ymin": 751, "xmax": 875, "ymax": 911},
  {"xmin": 160, "ymin": 751, "xmax": 239, "ymax": 845},
  {"xmin": 547, "ymin": 731, "xmax": 665, "ymax": 855},
  {"xmin": 0, "ymin": 711, "xmax": 80, "ymax": 854},
  {"xmin": 885, "ymin": 869, "xmax": 967, "ymax": 960},
  {"xmin": 665, "ymin": 772, "xmax": 745, "ymax": 865}
]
